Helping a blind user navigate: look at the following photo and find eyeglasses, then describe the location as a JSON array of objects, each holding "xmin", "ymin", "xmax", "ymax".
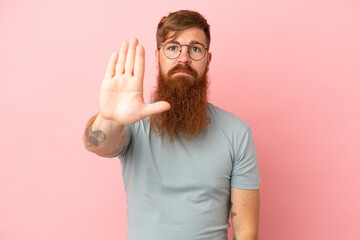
[{"xmin": 159, "ymin": 42, "xmax": 209, "ymax": 61}]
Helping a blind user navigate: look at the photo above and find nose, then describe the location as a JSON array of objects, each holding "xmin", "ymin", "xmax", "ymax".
[{"xmin": 177, "ymin": 46, "xmax": 192, "ymax": 64}]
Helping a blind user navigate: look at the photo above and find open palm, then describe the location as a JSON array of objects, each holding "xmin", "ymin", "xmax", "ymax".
[{"xmin": 99, "ymin": 38, "xmax": 170, "ymax": 125}]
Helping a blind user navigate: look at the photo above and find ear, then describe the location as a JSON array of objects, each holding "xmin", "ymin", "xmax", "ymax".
[
  {"xmin": 207, "ymin": 52, "xmax": 212, "ymax": 64},
  {"xmin": 155, "ymin": 49, "xmax": 159, "ymax": 69}
]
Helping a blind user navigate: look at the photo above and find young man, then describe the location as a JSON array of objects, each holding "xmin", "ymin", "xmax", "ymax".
[{"xmin": 83, "ymin": 10, "xmax": 260, "ymax": 240}]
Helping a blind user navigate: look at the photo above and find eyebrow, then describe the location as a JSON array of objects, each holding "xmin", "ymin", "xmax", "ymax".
[{"xmin": 166, "ymin": 40, "xmax": 206, "ymax": 46}]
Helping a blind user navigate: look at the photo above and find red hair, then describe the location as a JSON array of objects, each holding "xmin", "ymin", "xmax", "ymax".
[{"xmin": 156, "ymin": 10, "xmax": 211, "ymax": 49}]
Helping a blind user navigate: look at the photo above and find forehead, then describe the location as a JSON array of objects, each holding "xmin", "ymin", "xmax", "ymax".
[{"xmin": 165, "ymin": 27, "xmax": 207, "ymax": 45}]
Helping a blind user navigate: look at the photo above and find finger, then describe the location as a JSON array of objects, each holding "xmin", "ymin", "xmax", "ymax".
[
  {"xmin": 104, "ymin": 52, "xmax": 118, "ymax": 79},
  {"xmin": 141, "ymin": 101, "xmax": 171, "ymax": 117},
  {"xmin": 134, "ymin": 45, "xmax": 145, "ymax": 89},
  {"xmin": 115, "ymin": 41, "xmax": 129, "ymax": 75},
  {"xmin": 125, "ymin": 37, "xmax": 138, "ymax": 75}
]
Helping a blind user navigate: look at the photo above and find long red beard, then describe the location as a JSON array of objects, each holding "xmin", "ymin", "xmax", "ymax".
[{"xmin": 150, "ymin": 64, "xmax": 210, "ymax": 140}]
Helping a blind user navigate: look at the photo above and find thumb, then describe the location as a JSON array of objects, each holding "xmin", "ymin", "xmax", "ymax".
[{"xmin": 141, "ymin": 101, "xmax": 171, "ymax": 117}]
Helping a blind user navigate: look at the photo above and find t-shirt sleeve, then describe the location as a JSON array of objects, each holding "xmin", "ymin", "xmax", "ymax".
[
  {"xmin": 230, "ymin": 127, "xmax": 261, "ymax": 189},
  {"xmin": 117, "ymin": 124, "xmax": 133, "ymax": 159}
]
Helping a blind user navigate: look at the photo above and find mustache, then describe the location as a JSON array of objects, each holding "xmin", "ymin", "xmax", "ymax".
[{"xmin": 167, "ymin": 64, "xmax": 198, "ymax": 78}]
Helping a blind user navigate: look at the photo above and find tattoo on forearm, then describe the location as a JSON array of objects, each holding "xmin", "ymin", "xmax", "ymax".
[
  {"xmin": 230, "ymin": 200, "xmax": 237, "ymax": 219},
  {"xmin": 230, "ymin": 201, "xmax": 238, "ymax": 240},
  {"xmin": 87, "ymin": 130, "xmax": 106, "ymax": 146}
]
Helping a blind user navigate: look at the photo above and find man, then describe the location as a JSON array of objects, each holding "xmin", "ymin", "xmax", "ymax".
[{"xmin": 83, "ymin": 10, "xmax": 260, "ymax": 240}]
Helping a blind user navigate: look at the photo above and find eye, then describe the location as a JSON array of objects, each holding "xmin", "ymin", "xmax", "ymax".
[
  {"xmin": 190, "ymin": 44, "xmax": 203, "ymax": 53},
  {"xmin": 192, "ymin": 46, "xmax": 199, "ymax": 52},
  {"xmin": 166, "ymin": 44, "xmax": 179, "ymax": 52}
]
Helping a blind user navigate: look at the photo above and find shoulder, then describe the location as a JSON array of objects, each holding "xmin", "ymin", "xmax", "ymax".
[{"xmin": 207, "ymin": 103, "xmax": 250, "ymax": 134}]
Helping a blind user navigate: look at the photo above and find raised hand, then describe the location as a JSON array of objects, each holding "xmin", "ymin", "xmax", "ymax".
[{"xmin": 99, "ymin": 38, "xmax": 170, "ymax": 125}]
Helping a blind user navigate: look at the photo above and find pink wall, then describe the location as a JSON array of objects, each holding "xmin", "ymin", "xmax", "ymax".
[{"xmin": 1, "ymin": 0, "xmax": 359, "ymax": 239}]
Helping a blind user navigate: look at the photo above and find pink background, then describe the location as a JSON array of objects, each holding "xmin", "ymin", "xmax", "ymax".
[{"xmin": 1, "ymin": 0, "xmax": 359, "ymax": 239}]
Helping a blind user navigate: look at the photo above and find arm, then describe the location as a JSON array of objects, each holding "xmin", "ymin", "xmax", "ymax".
[
  {"xmin": 83, "ymin": 38, "xmax": 170, "ymax": 157},
  {"xmin": 83, "ymin": 113, "xmax": 127, "ymax": 157},
  {"xmin": 230, "ymin": 188, "xmax": 260, "ymax": 240}
]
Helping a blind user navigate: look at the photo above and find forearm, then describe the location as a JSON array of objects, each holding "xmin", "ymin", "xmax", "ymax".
[
  {"xmin": 231, "ymin": 188, "xmax": 260, "ymax": 240},
  {"xmin": 233, "ymin": 230, "xmax": 258, "ymax": 240},
  {"xmin": 83, "ymin": 113, "xmax": 127, "ymax": 157},
  {"xmin": 232, "ymin": 219, "xmax": 259, "ymax": 240}
]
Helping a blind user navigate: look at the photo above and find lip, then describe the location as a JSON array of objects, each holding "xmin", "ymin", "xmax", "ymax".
[{"xmin": 174, "ymin": 71, "xmax": 192, "ymax": 76}]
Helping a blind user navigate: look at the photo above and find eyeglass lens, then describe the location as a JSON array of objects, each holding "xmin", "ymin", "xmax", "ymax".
[{"xmin": 163, "ymin": 42, "xmax": 206, "ymax": 60}]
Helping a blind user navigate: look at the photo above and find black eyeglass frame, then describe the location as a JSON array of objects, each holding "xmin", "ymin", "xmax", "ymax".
[{"xmin": 158, "ymin": 42, "xmax": 209, "ymax": 61}]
